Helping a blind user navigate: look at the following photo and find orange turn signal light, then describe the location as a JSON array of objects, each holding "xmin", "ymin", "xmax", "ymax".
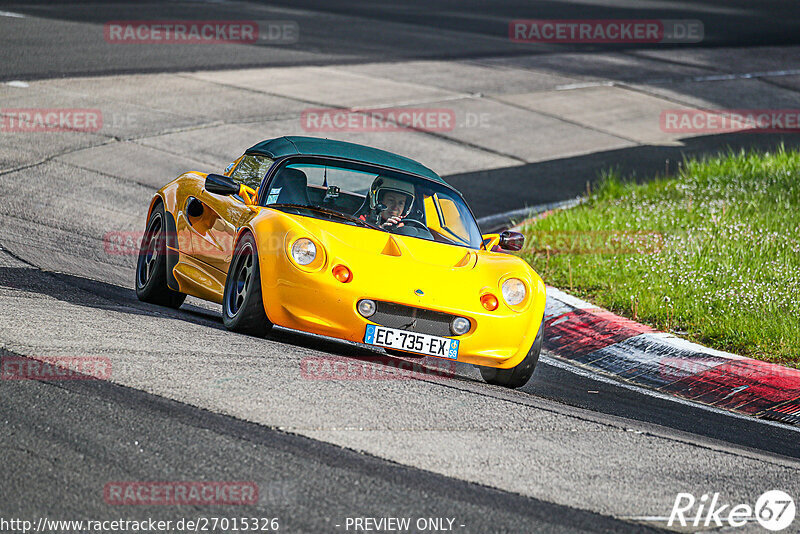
[
  {"xmin": 332, "ymin": 264, "xmax": 352, "ymax": 283},
  {"xmin": 480, "ymin": 293, "xmax": 499, "ymax": 311}
]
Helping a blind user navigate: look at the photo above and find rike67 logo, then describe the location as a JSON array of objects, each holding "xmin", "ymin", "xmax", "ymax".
[{"xmin": 669, "ymin": 490, "xmax": 795, "ymax": 531}]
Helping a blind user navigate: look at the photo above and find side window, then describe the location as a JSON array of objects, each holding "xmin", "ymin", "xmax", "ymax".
[
  {"xmin": 231, "ymin": 155, "xmax": 273, "ymax": 190},
  {"xmin": 423, "ymin": 192, "xmax": 475, "ymax": 246}
]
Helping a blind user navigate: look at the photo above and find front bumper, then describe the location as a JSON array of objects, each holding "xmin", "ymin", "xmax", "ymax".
[{"xmin": 258, "ymin": 252, "xmax": 546, "ymax": 369}]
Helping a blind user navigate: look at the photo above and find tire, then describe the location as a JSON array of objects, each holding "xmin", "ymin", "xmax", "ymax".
[
  {"xmin": 222, "ymin": 232, "xmax": 273, "ymax": 337},
  {"xmin": 480, "ymin": 319, "xmax": 544, "ymax": 388},
  {"xmin": 135, "ymin": 203, "xmax": 186, "ymax": 309}
]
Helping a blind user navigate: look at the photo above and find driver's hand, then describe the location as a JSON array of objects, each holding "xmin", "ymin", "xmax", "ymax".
[{"xmin": 381, "ymin": 216, "xmax": 404, "ymax": 228}]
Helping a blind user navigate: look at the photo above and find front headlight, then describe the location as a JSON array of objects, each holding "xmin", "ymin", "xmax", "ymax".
[
  {"xmin": 501, "ymin": 278, "xmax": 526, "ymax": 306},
  {"xmin": 291, "ymin": 238, "xmax": 317, "ymax": 266}
]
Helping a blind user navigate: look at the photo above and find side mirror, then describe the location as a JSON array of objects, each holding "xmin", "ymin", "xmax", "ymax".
[
  {"xmin": 498, "ymin": 230, "xmax": 524, "ymax": 251},
  {"xmin": 205, "ymin": 173, "xmax": 239, "ymax": 196}
]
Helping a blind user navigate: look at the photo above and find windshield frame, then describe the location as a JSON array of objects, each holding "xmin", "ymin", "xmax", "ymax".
[{"xmin": 257, "ymin": 154, "xmax": 483, "ymax": 250}]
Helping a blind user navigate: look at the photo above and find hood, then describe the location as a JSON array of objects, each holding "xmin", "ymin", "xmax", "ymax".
[{"xmin": 264, "ymin": 212, "xmax": 538, "ymax": 311}]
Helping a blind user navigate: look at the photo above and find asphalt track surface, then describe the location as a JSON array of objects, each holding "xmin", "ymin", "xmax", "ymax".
[
  {"xmin": 1, "ymin": 2, "xmax": 800, "ymax": 533},
  {"xmin": 2, "ymin": 0, "xmax": 800, "ymax": 80}
]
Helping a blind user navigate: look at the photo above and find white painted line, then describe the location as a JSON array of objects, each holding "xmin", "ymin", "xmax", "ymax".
[
  {"xmin": 555, "ymin": 81, "xmax": 615, "ymax": 91},
  {"xmin": 556, "ymin": 68, "xmax": 800, "ymax": 91},
  {"xmin": 0, "ymin": 10, "xmax": 25, "ymax": 18},
  {"xmin": 621, "ymin": 515, "xmax": 760, "ymax": 524},
  {"xmin": 476, "ymin": 197, "xmax": 583, "ymax": 231},
  {"xmin": 540, "ymin": 354, "xmax": 800, "ymax": 433},
  {"xmin": 689, "ymin": 68, "xmax": 800, "ymax": 82},
  {"xmin": 5, "ymin": 80, "xmax": 28, "ymax": 88},
  {"xmin": 619, "ymin": 516, "xmax": 672, "ymax": 522},
  {"xmin": 351, "ymin": 92, "xmax": 471, "ymax": 111}
]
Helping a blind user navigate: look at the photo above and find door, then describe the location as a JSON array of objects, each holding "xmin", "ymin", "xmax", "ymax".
[{"xmin": 186, "ymin": 191, "xmax": 250, "ymax": 275}]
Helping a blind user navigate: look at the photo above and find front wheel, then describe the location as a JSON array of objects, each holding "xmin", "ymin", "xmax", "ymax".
[
  {"xmin": 479, "ymin": 319, "xmax": 544, "ymax": 388},
  {"xmin": 222, "ymin": 232, "xmax": 273, "ymax": 337}
]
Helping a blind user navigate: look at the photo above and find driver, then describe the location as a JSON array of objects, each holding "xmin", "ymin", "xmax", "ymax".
[
  {"xmin": 379, "ymin": 190, "xmax": 409, "ymax": 228},
  {"xmin": 361, "ymin": 176, "xmax": 415, "ymax": 229}
]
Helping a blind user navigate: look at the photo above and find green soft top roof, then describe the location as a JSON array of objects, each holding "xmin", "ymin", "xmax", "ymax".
[{"xmin": 246, "ymin": 136, "xmax": 445, "ymax": 184}]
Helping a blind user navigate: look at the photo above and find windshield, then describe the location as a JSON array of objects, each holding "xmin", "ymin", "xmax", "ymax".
[{"xmin": 262, "ymin": 157, "xmax": 483, "ymax": 249}]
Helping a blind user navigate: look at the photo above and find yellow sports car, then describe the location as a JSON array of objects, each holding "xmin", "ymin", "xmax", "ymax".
[{"xmin": 136, "ymin": 136, "xmax": 546, "ymax": 388}]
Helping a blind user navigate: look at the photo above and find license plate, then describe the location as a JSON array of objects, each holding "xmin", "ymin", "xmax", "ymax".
[{"xmin": 364, "ymin": 324, "xmax": 459, "ymax": 359}]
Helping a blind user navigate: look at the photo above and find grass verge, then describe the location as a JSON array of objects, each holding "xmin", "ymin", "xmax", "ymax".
[{"xmin": 520, "ymin": 147, "xmax": 800, "ymax": 367}]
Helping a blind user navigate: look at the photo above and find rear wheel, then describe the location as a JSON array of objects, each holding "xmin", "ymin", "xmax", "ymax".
[
  {"xmin": 135, "ymin": 203, "xmax": 186, "ymax": 309},
  {"xmin": 480, "ymin": 319, "xmax": 544, "ymax": 388},
  {"xmin": 222, "ymin": 232, "xmax": 273, "ymax": 337}
]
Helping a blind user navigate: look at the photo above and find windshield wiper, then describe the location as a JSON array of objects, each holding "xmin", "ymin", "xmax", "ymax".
[{"xmin": 269, "ymin": 203, "xmax": 381, "ymax": 230}]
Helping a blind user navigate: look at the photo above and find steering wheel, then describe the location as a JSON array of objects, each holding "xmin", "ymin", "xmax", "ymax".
[{"xmin": 398, "ymin": 219, "xmax": 428, "ymax": 230}]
